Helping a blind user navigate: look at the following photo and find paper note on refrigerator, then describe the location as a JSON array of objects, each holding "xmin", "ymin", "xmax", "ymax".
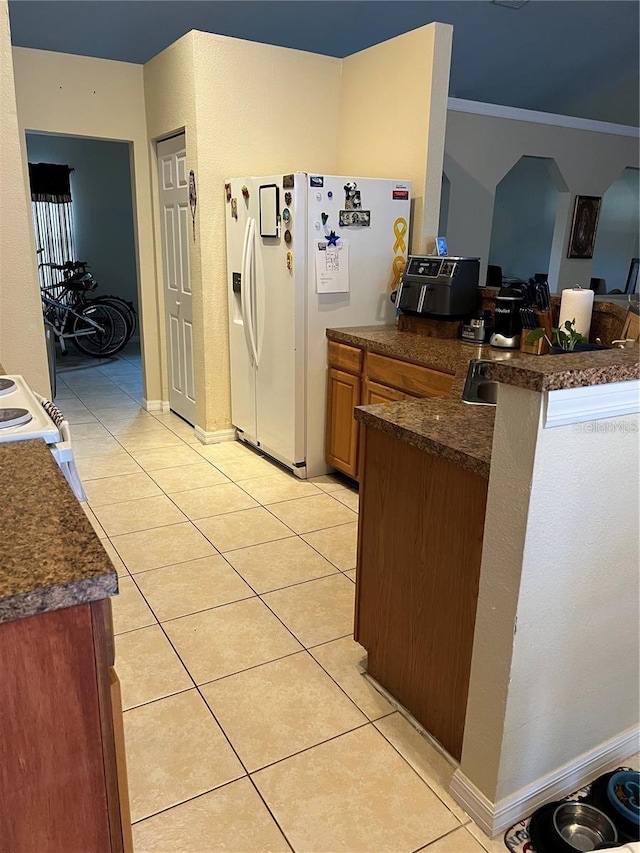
[{"xmin": 315, "ymin": 239, "xmax": 349, "ymax": 294}]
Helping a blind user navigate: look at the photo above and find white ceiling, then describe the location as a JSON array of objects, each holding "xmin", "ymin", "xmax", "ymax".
[{"xmin": 8, "ymin": 0, "xmax": 640, "ymax": 125}]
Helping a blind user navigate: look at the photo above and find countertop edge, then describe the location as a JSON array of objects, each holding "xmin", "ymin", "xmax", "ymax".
[
  {"xmin": 326, "ymin": 324, "xmax": 637, "ymax": 478},
  {"xmin": 0, "ymin": 572, "xmax": 119, "ymax": 626},
  {"xmin": 327, "ymin": 327, "xmax": 457, "ymax": 371},
  {"xmin": 355, "ymin": 405, "xmax": 491, "ymax": 478},
  {"xmin": 327, "ymin": 327, "xmax": 639, "ymax": 391},
  {"xmin": 484, "ymin": 358, "xmax": 640, "ymax": 392}
]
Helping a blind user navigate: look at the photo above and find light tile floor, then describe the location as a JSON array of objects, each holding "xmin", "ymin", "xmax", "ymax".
[{"xmin": 56, "ymin": 346, "xmax": 638, "ymax": 853}]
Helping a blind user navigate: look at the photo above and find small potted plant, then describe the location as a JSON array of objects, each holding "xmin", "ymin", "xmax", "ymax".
[{"xmin": 527, "ymin": 318, "xmax": 589, "ymax": 353}]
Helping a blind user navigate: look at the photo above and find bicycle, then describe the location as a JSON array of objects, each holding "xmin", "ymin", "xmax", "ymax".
[
  {"xmin": 40, "ymin": 263, "xmax": 130, "ymax": 357},
  {"xmin": 45, "ymin": 260, "xmax": 138, "ymax": 341}
]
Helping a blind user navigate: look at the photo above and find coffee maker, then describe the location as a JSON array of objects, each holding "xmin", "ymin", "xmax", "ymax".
[{"xmin": 490, "ymin": 284, "xmax": 524, "ymax": 348}]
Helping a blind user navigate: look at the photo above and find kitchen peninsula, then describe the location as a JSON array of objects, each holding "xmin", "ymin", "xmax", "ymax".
[
  {"xmin": 326, "ymin": 318, "xmax": 639, "ymax": 835},
  {"xmin": 0, "ymin": 438, "xmax": 131, "ymax": 852}
]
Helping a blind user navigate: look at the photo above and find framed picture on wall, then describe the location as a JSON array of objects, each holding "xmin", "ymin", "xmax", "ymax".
[{"xmin": 567, "ymin": 195, "xmax": 602, "ymax": 259}]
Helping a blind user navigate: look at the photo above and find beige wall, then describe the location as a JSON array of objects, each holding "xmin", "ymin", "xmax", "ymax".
[
  {"xmin": 0, "ymin": 1, "xmax": 49, "ymax": 393},
  {"xmin": 193, "ymin": 32, "xmax": 342, "ymax": 433},
  {"xmin": 145, "ymin": 31, "xmax": 342, "ymax": 433},
  {"xmin": 443, "ymin": 104, "xmax": 639, "ymax": 289},
  {"xmin": 143, "ymin": 33, "xmax": 198, "ymax": 411},
  {"xmin": 11, "ymin": 46, "xmax": 162, "ymax": 403},
  {"xmin": 339, "ymin": 24, "xmax": 453, "ymax": 253},
  {"xmin": 9, "ymin": 26, "xmax": 451, "ymax": 434},
  {"xmin": 461, "ymin": 384, "xmax": 640, "ymax": 806}
]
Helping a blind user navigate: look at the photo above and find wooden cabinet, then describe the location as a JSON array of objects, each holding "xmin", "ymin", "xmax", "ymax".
[
  {"xmin": 356, "ymin": 425, "xmax": 488, "ymax": 760},
  {"xmin": 325, "ymin": 339, "xmax": 454, "ymax": 480},
  {"xmin": 362, "ymin": 379, "xmax": 408, "ymax": 405},
  {"xmin": 366, "ymin": 351, "xmax": 454, "ymax": 398},
  {"xmin": 328, "ymin": 340, "xmax": 363, "ymax": 374},
  {"xmin": 326, "ymin": 367, "xmax": 361, "ymax": 479},
  {"xmin": 0, "ymin": 598, "xmax": 132, "ymax": 852},
  {"xmin": 619, "ymin": 308, "xmax": 640, "ymax": 346}
]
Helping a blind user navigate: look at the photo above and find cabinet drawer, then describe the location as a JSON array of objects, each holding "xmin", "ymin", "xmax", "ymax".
[
  {"xmin": 366, "ymin": 352, "xmax": 453, "ymax": 398},
  {"xmin": 362, "ymin": 379, "xmax": 407, "ymax": 405},
  {"xmin": 328, "ymin": 341, "xmax": 363, "ymax": 375}
]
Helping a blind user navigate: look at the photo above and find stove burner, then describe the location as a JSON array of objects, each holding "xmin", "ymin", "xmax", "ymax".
[
  {"xmin": 0, "ymin": 378, "xmax": 17, "ymax": 397},
  {"xmin": 0, "ymin": 408, "xmax": 33, "ymax": 429}
]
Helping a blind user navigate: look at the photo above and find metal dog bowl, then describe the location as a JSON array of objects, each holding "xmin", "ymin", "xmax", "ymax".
[{"xmin": 552, "ymin": 802, "xmax": 618, "ymax": 851}]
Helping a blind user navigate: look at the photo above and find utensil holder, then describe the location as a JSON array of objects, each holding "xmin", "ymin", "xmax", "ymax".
[{"xmin": 521, "ymin": 329, "xmax": 550, "ymax": 355}]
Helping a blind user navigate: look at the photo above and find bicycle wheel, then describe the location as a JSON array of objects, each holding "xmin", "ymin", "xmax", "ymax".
[
  {"xmin": 86, "ymin": 302, "xmax": 130, "ymax": 356},
  {"xmin": 71, "ymin": 303, "xmax": 115, "ymax": 357},
  {"xmin": 98, "ymin": 303, "xmax": 130, "ymax": 355},
  {"xmin": 91, "ymin": 296, "xmax": 137, "ymax": 341}
]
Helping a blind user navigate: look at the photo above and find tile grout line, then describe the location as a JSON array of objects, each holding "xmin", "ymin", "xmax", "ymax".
[
  {"xmin": 123, "ymin": 569, "xmax": 299, "ymax": 851},
  {"xmin": 115, "ymin": 566, "xmax": 344, "ymax": 625},
  {"xmin": 412, "ymin": 822, "xmax": 472, "ymax": 852},
  {"xmin": 372, "ymin": 722, "xmax": 470, "ymax": 832},
  {"xmin": 244, "ymin": 775, "xmax": 296, "ymax": 853}
]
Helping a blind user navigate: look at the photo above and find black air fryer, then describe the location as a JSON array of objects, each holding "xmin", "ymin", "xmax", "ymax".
[
  {"xmin": 490, "ymin": 284, "xmax": 524, "ymax": 349},
  {"xmin": 396, "ymin": 256, "xmax": 480, "ymax": 318}
]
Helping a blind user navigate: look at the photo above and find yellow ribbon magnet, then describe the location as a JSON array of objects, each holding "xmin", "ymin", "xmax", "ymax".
[
  {"xmin": 392, "ymin": 218, "xmax": 408, "ymax": 254},
  {"xmin": 391, "ymin": 256, "xmax": 406, "ymax": 290}
]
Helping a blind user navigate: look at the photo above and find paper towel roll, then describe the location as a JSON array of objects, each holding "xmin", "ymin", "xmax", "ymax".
[{"xmin": 558, "ymin": 287, "xmax": 594, "ymax": 340}]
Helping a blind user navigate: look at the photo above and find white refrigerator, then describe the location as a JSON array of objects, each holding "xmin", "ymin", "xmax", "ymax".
[{"xmin": 225, "ymin": 172, "xmax": 411, "ymax": 479}]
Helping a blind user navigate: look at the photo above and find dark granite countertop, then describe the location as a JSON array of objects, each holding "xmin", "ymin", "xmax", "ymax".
[
  {"xmin": 357, "ymin": 397, "xmax": 496, "ymax": 478},
  {"xmin": 327, "ymin": 325, "xmax": 639, "ymax": 478},
  {"xmin": 483, "ymin": 348, "xmax": 639, "ymax": 391},
  {"xmin": 0, "ymin": 439, "xmax": 117, "ymax": 625}
]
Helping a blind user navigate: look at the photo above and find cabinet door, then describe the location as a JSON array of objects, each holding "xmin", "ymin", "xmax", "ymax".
[
  {"xmin": 326, "ymin": 368, "xmax": 360, "ymax": 479},
  {"xmin": 0, "ymin": 604, "xmax": 112, "ymax": 852},
  {"xmin": 362, "ymin": 379, "xmax": 406, "ymax": 405}
]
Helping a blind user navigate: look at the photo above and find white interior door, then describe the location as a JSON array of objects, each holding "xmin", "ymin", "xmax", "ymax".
[{"xmin": 157, "ymin": 134, "xmax": 196, "ymax": 425}]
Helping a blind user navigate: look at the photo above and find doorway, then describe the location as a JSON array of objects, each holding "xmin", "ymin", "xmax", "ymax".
[
  {"xmin": 26, "ymin": 132, "xmax": 141, "ymax": 386},
  {"xmin": 157, "ymin": 134, "xmax": 196, "ymax": 426},
  {"xmin": 26, "ymin": 134, "xmax": 139, "ymax": 318}
]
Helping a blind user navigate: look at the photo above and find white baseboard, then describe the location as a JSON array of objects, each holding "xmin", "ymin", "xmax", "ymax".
[
  {"xmin": 194, "ymin": 426, "xmax": 237, "ymax": 445},
  {"xmin": 450, "ymin": 725, "xmax": 640, "ymax": 837},
  {"xmin": 143, "ymin": 399, "xmax": 170, "ymax": 413}
]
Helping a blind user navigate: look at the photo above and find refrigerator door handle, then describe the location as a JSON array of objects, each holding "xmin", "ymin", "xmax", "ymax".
[
  {"xmin": 240, "ymin": 216, "xmax": 253, "ymax": 363},
  {"xmin": 244, "ymin": 217, "xmax": 259, "ymax": 366},
  {"xmin": 254, "ymin": 220, "xmax": 264, "ymax": 367}
]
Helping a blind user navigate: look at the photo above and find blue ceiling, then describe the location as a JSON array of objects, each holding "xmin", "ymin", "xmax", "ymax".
[{"xmin": 8, "ymin": 1, "xmax": 640, "ymax": 123}]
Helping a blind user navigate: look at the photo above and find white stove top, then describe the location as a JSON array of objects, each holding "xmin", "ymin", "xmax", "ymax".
[{"xmin": 0, "ymin": 376, "xmax": 61, "ymax": 444}]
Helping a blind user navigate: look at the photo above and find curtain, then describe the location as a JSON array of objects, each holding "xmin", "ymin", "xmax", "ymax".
[
  {"xmin": 29, "ymin": 163, "xmax": 76, "ymax": 298},
  {"xmin": 28, "ymin": 163, "xmax": 72, "ymax": 203}
]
